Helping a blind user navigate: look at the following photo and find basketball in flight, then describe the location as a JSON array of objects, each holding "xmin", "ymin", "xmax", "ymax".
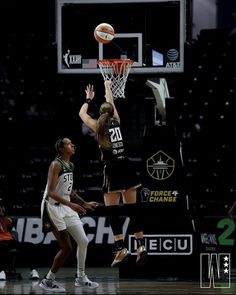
[{"xmin": 94, "ymin": 23, "xmax": 115, "ymax": 44}]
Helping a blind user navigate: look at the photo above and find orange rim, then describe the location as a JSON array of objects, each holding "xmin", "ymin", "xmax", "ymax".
[
  {"xmin": 97, "ymin": 59, "xmax": 134, "ymax": 65},
  {"xmin": 97, "ymin": 59, "xmax": 134, "ymax": 75}
]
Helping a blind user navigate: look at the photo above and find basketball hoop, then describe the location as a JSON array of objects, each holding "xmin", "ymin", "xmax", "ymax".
[{"xmin": 97, "ymin": 59, "xmax": 134, "ymax": 99}]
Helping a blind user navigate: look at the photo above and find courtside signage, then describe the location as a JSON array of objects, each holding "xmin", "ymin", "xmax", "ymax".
[
  {"xmin": 200, "ymin": 253, "xmax": 231, "ymax": 288},
  {"xmin": 129, "ymin": 234, "xmax": 192, "ymax": 255}
]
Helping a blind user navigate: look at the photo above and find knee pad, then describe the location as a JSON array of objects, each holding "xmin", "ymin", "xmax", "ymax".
[
  {"xmin": 106, "ymin": 205, "xmax": 123, "ymax": 236},
  {"xmin": 124, "ymin": 203, "xmax": 143, "ymax": 233}
]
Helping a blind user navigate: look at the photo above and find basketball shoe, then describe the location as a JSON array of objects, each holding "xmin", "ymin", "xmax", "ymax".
[
  {"xmin": 30, "ymin": 269, "xmax": 39, "ymax": 280},
  {"xmin": 39, "ymin": 278, "xmax": 65, "ymax": 293},
  {"xmin": 111, "ymin": 247, "xmax": 131, "ymax": 267},
  {"xmin": 0, "ymin": 271, "xmax": 6, "ymax": 281},
  {"xmin": 75, "ymin": 274, "xmax": 99, "ymax": 289},
  {"xmin": 136, "ymin": 245, "xmax": 148, "ymax": 265}
]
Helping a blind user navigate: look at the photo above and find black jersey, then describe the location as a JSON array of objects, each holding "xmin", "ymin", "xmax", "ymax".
[{"xmin": 100, "ymin": 118, "xmax": 125, "ymax": 164}]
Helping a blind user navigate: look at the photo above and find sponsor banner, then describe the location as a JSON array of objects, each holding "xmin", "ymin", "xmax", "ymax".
[
  {"xmin": 141, "ymin": 129, "xmax": 186, "ymax": 208},
  {"xmin": 165, "ymin": 62, "xmax": 181, "ymax": 68},
  {"xmin": 129, "ymin": 234, "xmax": 193, "ymax": 255},
  {"xmin": 140, "ymin": 187, "xmax": 179, "ymax": 204},
  {"xmin": 197, "ymin": 217, "xmax": 236, "ymax": 251},
  {"xmin": 13, "ymin": 216, "xmax": 197, "ymax": 270},
  {"xmin": 14, "ymin": 216, "xmax": 193, "ymax": 255},
  {"xmin": 15, "ymin": 216, "xmax": 129, "ymax": 245}
]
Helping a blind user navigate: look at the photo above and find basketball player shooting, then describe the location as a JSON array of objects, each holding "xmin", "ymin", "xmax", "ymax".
[{"xmin": 79, "ymin": 80, "xmax": 148, "ymax": 268}]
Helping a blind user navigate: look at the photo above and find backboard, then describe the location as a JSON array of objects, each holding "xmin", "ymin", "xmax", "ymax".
[{"xmin": 56, "ymin": 0, "xmax": 186, "ymax": 74}]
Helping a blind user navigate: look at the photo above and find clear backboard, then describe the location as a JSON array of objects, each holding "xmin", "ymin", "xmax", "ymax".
[{"xmin": 56, "ymin": 0, "xmax": 186, "ymax": 74}]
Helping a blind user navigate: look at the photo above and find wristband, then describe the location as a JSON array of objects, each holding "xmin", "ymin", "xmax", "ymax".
[{"xmin": 84, "ymin": 98, "xmax": 91, "ymax": 104}]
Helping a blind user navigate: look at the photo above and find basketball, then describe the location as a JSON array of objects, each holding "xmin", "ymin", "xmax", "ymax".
[{"xmin": 94, "ymin": 23, "xmax": 115, "ymax": 44}]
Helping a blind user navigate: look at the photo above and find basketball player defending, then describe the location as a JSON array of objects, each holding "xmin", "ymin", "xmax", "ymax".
[
  {"xmin": 79, "ymin": 81, "xmax": 148, "ymax": 267},
  {"xmin": 39, "ymin": 138, "xmax": 99, "ymax": 292}
]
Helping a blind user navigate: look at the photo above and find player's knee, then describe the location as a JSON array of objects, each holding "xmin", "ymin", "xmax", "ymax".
[
  {"xmin": 81, "ymin": 235, "xmax": 89, "ymax": 248},
  {"xmin": 62, "ymin": 243, "xmax": 73, "ymax": 256}
]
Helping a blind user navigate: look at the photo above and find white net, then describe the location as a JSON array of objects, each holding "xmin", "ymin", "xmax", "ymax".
[{"xmin": 97, "ymin": 59, "xmax": 134, "ymax": 99}]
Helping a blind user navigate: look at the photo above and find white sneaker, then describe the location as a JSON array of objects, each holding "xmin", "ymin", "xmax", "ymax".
[
  {"xmin": 30, "ymin": 269, "xmax": 39, "ymax": 280},
  {"xmin": 0, "ymin": 271, "xmax": 6, "ymax": 281},
  {"xmin": 39, "ymin": 278, "xmax": 65, "ymax": 293},
  {"xmin": 75, "ymin": 275, "xmax": 99, "ymax": 289}
]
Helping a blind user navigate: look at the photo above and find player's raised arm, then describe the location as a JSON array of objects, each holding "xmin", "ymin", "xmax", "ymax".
[{"xmin": 104, "ymin": 80, "xmax": 120, "ymax": 123}]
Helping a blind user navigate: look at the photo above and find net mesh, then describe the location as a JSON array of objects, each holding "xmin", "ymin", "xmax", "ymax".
[{"xmin": 97, "ymin": 59, "xmax": 134, "ymax": 99}]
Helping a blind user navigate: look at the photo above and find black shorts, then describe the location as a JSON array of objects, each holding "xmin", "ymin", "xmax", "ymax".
[{"xmin": 102, "ymin": 157, "xmax": 142, "ymax": 193}]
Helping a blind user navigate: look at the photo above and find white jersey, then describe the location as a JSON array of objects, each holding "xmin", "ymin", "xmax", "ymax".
[
  {"xmin": 43, "ymin": 157, "xmax": 74, "ymax": 205},
  {"xmin": 41, "ymin": 157, "xmax": 80, "ymax": 232}
]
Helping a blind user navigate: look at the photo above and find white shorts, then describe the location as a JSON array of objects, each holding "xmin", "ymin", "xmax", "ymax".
[{"xmin": 41, "ymin": 200, "xmax": 83, "ymax": 232}]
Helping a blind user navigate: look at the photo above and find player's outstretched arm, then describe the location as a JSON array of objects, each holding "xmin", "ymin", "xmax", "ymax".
[
  {"xmin": 71, "ymin": 190, "xmax": 98, "ymax": 211},
  {"xmin": 104, "ymin": 80, "xmax": 120, "ymax": 123}
]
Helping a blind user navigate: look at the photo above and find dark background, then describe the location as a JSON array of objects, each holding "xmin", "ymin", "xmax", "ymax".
[{"xmin": 0, "ymin": 0, "xmax": 236, "ymax": 276}]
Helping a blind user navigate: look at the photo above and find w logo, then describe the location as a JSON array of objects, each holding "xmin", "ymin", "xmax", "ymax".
[{"xmin": 200, "ymin": 253, "xmax": 231, "ymax": 288}]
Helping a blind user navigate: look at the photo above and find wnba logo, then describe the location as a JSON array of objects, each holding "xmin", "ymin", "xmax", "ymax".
[{"xmin": 200, "ymin": 253, "xmax": 231, "ymax": 288}]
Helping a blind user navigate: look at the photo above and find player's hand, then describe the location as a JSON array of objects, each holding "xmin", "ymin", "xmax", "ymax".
[
  {"xmin": 85, "ymin": 84, "xmax": 95, "ymax": 100},
  {"xmin": 84, "ymin": 201, "xmax": 99, "ymax": 211},
  {"xmin": 70, "ymin": 202, "xmax": 86, "ymax": 215}
]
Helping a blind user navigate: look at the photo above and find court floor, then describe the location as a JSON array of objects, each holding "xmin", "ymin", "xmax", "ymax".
[{"xmin": 0, "ymin": 267, "xmax": 236, "ymax": 294}]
